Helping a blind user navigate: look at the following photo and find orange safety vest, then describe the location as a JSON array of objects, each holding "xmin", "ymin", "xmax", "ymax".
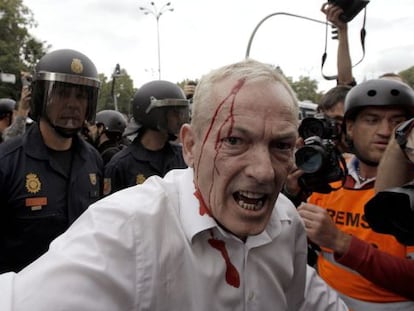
[{"xmin": 309, "ymin": 183, "xmax": 414, "ymax": 303}]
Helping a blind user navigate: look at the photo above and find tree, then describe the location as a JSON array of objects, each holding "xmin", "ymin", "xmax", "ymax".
[
  {"xmin": 399, "ymin": 66, "xmax": 414, "ymax": 89},
  {"xmin": 0, "ymin": 0, "xmax": 48, "ymax": 100},
  {"xmin": 286, "ymin": 75, "xmax": 322, "ymax": 103},
  {"xmin": 97, "ymin": 69, "xmax": 135, "ymax": 117}
]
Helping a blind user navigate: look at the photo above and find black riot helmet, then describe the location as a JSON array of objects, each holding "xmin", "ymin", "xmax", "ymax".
[
  {"xmin": 131, "ymin": 80, "xmax": 190, "ymax": 136},
  {"xmin": 95, "ymin": 110, "xmax": 127, "ymax": 136},
  {"xmin": 344, "ymin": 79, "xmax": 414, "ymax": 122},
  {"xmin": 30, "ymin": 49, "xmax": 100, "ymax": 137},
  {"xmin": 0, "ymin": 98, "xmax": 16, "ymax": 113},
  {"xmin": 0, "ymin": 98, "xmax": 16, "ymax": 126}
]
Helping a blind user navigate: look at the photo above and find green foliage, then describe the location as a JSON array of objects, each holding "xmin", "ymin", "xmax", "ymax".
[
  {"xmin": 0, "ymin": 0, "xmax": 48, "ymax": 99},
  {"xmin": 177, "ymin": 78, "xmax": 199, "ymax": 90},
  {"xmin": 286, "ymin": 75, "xmax": 322, "ymax": 103},
  {"xmin": 399, "ymin": 66, "xmax": 414, "ymax": 89},
  {"xmin": 97, "ymin": 69, "xmax": 136, "ymax": 117}
]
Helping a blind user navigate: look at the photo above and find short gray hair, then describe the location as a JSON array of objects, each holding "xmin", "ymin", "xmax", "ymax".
[{"xmin": 191, "ymin": 58, "xmax": 299, "ymax": 135}]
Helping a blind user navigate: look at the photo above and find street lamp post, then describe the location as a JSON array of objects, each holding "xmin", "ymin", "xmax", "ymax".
[
  {"xmin": 139, "ymin": 2, "xmax": 174, "ymax": 80},
  {"xmin": 245, "ymin": 12, "xmax": 329, "ymax": 58},
  {"xmin": 111, "ymin": 63, "xmax": 121, "ymax": 111}
]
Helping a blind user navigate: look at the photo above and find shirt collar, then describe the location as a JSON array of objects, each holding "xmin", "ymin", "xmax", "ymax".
[
  {"xmin": 178, "ymin": 168, "xmax": 217, "ymax": 243},
  {"xmin": 347, "ymin": 155, "xmax": 376, "ymax": 188}
]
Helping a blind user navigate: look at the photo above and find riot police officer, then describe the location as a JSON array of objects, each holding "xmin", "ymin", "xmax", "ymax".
[
  {"xmin": 84, "ymin": 109, "xmax": 128, "ymax": 165},
  {"xmin": 104, "ymin": 80, "xmax": 189, "ymax": 195},
  {"xmin": 0, "ymin": 49, "xmax": 104, "ymax": 272}
]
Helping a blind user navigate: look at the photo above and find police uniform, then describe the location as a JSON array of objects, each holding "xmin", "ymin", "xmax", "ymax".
[
  {"xmin": 97, "ymin": 139, "xmax": 123, "ymax": 165},
  {"xmin": 0, "ymin": 124, "xmax": 103, "ymax": 272},
  {"xmin": 93, "ymin": 109, "xmax": 128, "ymax": 165},
  {"xmin": 104, "ymin": 136, "xmax": 186, "ymax": 195}
]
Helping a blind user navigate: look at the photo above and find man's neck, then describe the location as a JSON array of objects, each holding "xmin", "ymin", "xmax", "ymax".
[
  {"xmin": 39, "ymin": 120, "xmax": 73, "ymax": 151},
  {"xmin": 140, "ymin": 129, "xmax": 168, "ymax": 151},
  {"xmin": 358, "ymin": 161, "xmax": 377, "ymax": 180}
]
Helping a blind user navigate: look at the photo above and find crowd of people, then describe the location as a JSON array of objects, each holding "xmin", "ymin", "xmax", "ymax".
[{"xmin": 0, "ymin": 2, "xmax": 413, "ymax": 310}]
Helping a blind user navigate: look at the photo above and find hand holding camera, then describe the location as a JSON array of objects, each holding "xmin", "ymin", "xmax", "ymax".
[
  {"xmin": 295, "ymin": 115, "xmax": 347, "ymax": 193},
  {"xmin": 18, "ymin": 72, "xmax": 32, "ymax": 116},
  {"xmin": 321, "ymin": 2, "xmax": 347, "ymax": 31},
  {"xmin": 325, "ymin": 0, "xmax": 370, "ymax": 23},
  {"xmin": 365, "ymin": 118, "xmax": 414, "ymax": 245}
]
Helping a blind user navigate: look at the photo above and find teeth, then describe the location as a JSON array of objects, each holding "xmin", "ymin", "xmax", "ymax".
[
  {"xmin": 238, "ymin": 199, "xmax": 263, "ymax": 211},
  {"xmin": 234, "ymin": 191, "xmax": 266, "ymax": 211},
  {"xmin": 239, "ymin": 191, "xmax": 264, "ymax": 199}
]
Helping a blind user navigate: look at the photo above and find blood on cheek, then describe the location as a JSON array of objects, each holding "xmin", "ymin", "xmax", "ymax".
[{"xmin": 194, "ymin": 78, "xmax": 246, "ymax": 214}]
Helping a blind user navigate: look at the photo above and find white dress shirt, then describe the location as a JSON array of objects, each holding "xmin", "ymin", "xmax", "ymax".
[{"xmin": 0, "ymin": 168, "xmax": 308, "ymax": 311}]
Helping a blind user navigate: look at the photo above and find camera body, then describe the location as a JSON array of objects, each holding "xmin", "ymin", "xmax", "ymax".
[
  {"xmin": 365, "ymin": 182, "xmax": 414, "ymax": 245},
  {"xmin": 328, "ymin": 0, "xmax": 370, "ymax": 23},
  {"xmin": 295, "ymin": 115, "xmax": 346, "ymax": 193},
  {"xmin": 21, "ymin": 73, "xmax": 32, "ymax": 89}
]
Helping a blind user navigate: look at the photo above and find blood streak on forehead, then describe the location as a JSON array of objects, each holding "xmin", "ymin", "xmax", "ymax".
[{"xmin": 194, "ymin": 78, "xmax": 246, "ymax": 214}]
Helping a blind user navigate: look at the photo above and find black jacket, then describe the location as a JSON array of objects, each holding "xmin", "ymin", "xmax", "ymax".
[{"xmin": 104, "ymin": 137, "xmax": 186, "ymax": 195}]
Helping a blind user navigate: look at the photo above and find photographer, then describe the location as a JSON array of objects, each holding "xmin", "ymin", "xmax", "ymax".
[
  {"xmin": 296, "ymin": 79, "xmax": 414, "ymax": 310},
  {"xmin": 2, "ymin": 72, "xmax": 32, "ymax": 141},
  {"xmin": 321, "ymin": 2, "xmax": 354, "ymax": 87},
  {"xmin": 338, "ymin": 116, "xmax": 414, "ymax": 301},
  {"xmin": 283, "ymin": 2, "xmax": 356, "ymax": 205}
]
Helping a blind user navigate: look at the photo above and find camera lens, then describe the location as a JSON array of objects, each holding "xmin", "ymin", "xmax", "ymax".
[
  {"xmin": 299, "ymin": 118, "xmax": 325, "ymax": 139},
  {"xmin": 295, "ymin": 145, "xmax": 325, "ymax": 173}
]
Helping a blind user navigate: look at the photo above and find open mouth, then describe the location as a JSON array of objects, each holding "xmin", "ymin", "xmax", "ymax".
[{"xmin": 233, "ymin": 191, "xmax": 267, "ymax": 211}]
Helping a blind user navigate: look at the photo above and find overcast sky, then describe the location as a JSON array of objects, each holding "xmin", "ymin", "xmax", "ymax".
[{"xmin": 24, "ymin": 0, "xmax": 414, "ymax": 92}]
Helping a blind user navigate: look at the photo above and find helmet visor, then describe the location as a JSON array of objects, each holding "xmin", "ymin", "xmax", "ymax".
[
  {"xmin": 36, "ymin": 71, "xmax": 100, "ymax": 88},
  {"xmin": 146, "ymin": 96, "xmax": 190, "ymax": 135},
  {"xmin": 43, "ymin": 81, "xmax": 98, "ymax": 130},
  {"xmin": 164, "ymin": 106, "xmax": 190, "ymax": 135},
  {"xmin": 145, "ymin": 96, "xmax": 189, "ymax": 113}
]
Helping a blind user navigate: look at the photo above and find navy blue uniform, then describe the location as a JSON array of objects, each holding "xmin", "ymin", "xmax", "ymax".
[
  {"xmin": 97, "ymin": 140, "xmax": 123, "ymax": 165},
  {"xmin": 104, "ymin": 136, "xmax": 186, "ymax": 195},
  {"xmin": 0, "ymin": 124, "xmax": 103, "ymax": 272}
]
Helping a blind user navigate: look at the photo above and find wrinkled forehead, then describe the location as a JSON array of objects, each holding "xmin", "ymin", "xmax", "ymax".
[
  {"xmin": 192, "ymin": 78, "xmax": 297, "ymax": 141},
  {"xmin": 212, "ymin": 78, "xmax": 297, "ymax": 119}
]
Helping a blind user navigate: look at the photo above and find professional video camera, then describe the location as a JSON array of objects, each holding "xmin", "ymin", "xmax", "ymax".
[
  {"xmin": 295, "ymin": 115, "xmax": 347, "ymax": 193},
  {"xmin": 328, "ymin": 0, "xmax": 370, "ymax": 23},
  {"xmin": 365, "ymin": 181, "xmax": 414, "ymax": 246}
]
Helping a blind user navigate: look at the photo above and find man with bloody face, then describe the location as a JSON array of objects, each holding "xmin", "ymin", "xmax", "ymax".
[{"xmin": 0, "ymin": 59, "xmax": 346, "ymax": 311}]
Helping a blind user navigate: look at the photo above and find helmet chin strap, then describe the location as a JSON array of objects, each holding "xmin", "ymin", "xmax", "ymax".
[
  {"xmin": 45, "ymin": 116, "xmax": 80, "ymax": 138},
  {"xmin": 53, "ymin": 126, "xmax": 80, "ymax": 138}
]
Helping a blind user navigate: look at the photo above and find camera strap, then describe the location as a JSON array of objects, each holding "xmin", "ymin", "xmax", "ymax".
[{"xmin": 321, "ymin": 8, "xmax": 367, "ymax": 81}]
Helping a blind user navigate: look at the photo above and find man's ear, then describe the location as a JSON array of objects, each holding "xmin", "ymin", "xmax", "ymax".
[
  {"xmin": 180, "ymin": 124, "xmax": 195, "ymax": 167},
  {"xmin": 346, "ymin": 120, "xmax": 354, "ymax": 140}
]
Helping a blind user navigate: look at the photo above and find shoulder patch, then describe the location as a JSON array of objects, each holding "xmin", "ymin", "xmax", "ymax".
[{"xmin": 103, "ymin": 178, "xmax": 111, "ymax": 195}]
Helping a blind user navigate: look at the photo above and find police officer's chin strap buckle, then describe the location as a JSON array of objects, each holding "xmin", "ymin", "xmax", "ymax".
[
  {"xmin": 45, "ymin": 115, "xmax": 81, "ymax": 138},
  {"xmin": 53, "ymin": 126, "xmax": 81, "ymax": 138},
  {"xmin": 321, "ymin": 8, "xmax": 367, "ymax": 81}
]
